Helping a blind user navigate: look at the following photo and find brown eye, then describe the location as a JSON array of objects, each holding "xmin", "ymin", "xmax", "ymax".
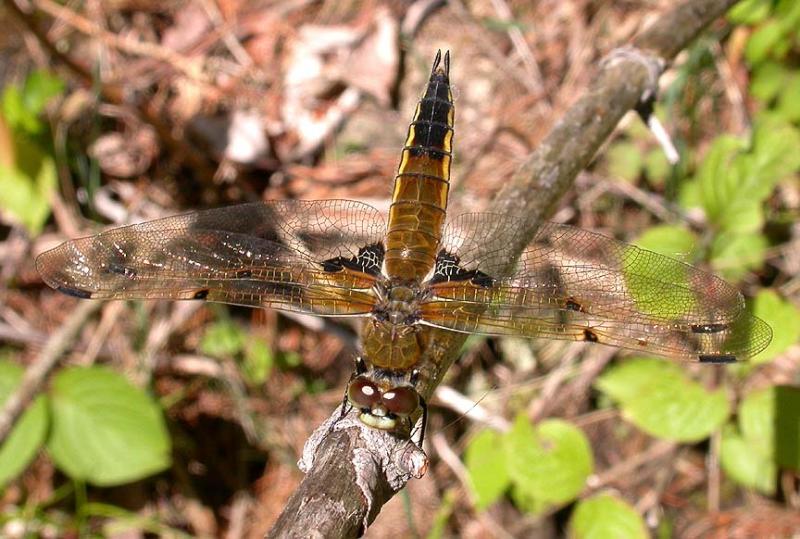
[
  {"xmin": 348, "ymin": 376, "xmax": 381, "ymax": 409},
  {"xmin": 381, "ymin": 386, "xmax": 420, "ymax": 417}
]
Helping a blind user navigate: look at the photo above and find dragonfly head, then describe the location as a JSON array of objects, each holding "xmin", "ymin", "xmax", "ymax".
[{"xmin": 347, "ymin": 375, "xmax": 420, "ymax": 431}]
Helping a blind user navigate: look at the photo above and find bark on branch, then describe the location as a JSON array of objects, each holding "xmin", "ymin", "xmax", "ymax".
[{"xmin": 268, "ymin": 0, "xmax": 739, "ymax": 537}]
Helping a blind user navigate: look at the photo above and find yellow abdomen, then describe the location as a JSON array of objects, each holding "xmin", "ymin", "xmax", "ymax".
[{"xmin": 384, "ymin": 51, "xmax": 454, "ymax": 283}]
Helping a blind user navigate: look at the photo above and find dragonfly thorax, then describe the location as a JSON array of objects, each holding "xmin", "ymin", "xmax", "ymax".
[{"xmin": 361, "ymin": 282, "xmax": 429, "ymax": 371}]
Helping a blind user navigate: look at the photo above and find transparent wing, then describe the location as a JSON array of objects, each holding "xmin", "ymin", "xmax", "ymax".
[
  {"xmin": 422, "ymin": 215, "xmax": 772, "ymax": 362},
  {"xmin": 36, "ymin": 200, "xmax": 387, "ymax": 316}
]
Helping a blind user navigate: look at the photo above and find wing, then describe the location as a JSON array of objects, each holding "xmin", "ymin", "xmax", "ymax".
[
  {"xmin": 421, "ymin": 214, "xmax": 772, "ymax": 362},
  {"xmin": 36, "ymin": 200, "xmax": 387, "ymax": 316}
]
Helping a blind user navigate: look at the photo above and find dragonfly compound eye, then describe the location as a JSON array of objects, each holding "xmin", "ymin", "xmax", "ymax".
[
  {"xmin": 381, "ymin": 386, "xmax": 420, "ymax": 417},
  {"xmin": 348, "ymin": 376, "xmax": 381, "ymax": 409}
]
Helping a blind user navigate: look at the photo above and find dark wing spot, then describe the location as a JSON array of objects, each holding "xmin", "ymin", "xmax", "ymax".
[
  {"xmin": 698, "ymin": 354, "xmax": 738, "ymax": 364},
  {"xmin": 321, "ymin": 243, "xmax": 384, "ymax": 277},
  {"xmin": 321, "ymin": 259, "xmax": 344, "ymax": 272},
  {"xmin": 430, "ymin": 250, "xmax": 494, "ymax": 288},
  {"xmin": 193, "ymin": 289, "xmax": 210, "ymax": 300},
  {"xmin": 57, "ymin": 285, "xmax": 92, "ymax": 299},
  {"xmin": 106, "ymin": 262, "xmax": 137, "ymax": 278},
  {"xmin": 583, "ymin": 329, "xmax": 599, "ymax": 342},
  {"xmin": 470, "ymin": 272, "xmax": 494, "ymax": 288},
  {"xmin": 690, "ymin": 323, "xmax": 729, "ymax": 334},
  {"xmin": 565, "ymin": 297, "xmax": 584, "ymax": 312}
]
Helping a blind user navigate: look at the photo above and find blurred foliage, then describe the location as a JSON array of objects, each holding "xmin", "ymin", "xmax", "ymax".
[
  {"xmin": 730, "ymin": 0, "xmax": 800, "ymax": 119},
  {"xmin": 0, "ymin": 70, "xmax": 62, "ymax": 235},
  {"xmin": 0, "ymin": 360, "xmax": 47, "ymax": 490},
  {"xmin": 568, "ymin": 493, "xmax": 648, "ymax": 539}
]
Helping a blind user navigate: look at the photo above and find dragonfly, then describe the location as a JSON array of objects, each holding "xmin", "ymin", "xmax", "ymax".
[{"xmin": 37, "ymin": 50, "xmax": 772, "ymax": 441}]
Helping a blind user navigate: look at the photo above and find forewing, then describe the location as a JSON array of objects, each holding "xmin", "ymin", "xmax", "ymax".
[
  {"xmin": 423, "ymin": 217, "xmax": 772, "ymax": 361},
  {"xmin": 36, "ymin": 200, "xmax": 386, "ymax": 316}
]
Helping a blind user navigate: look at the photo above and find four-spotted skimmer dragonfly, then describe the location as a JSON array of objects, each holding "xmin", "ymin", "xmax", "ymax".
[{"xmin": 37, "ymin": 51, "xmax": 772, "ymax": 439}]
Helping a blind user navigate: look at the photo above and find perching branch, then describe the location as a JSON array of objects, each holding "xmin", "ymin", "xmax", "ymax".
[{"xmin": 268, "ymin": 0, "xmax": 740, "ymax": 537}]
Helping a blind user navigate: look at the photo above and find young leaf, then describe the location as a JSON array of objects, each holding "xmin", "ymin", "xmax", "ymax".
[
  {"xmin": 777, "ymin": 74, "xmax": 800, "ymax": 122},
  {"xmin": 750, "ymin": 62, "xmax": 788, "ymax": 103},
  {"xmin": 727, "ymin": 0, "xmax": 771, "ymax": 25},
  {"xmin": 692, "ymin": 119, "xmax": 800, "ymax": 234},
  {"xmin": 745, "ymin": 20, "xmax": 785, "ymax": 65},
  {"xmin": 465, "ymin": 429, "xmax": 510, "ymax": 509},
  {"xmin": 774, "ymin": 386, "xmax": 800, "ymax": 471},
  {"xmin": 634, "ymin": 225, "xmax": 697, "ymax": 260},
  {"xmin": 242, "ymin": 338, "xmax": 273, "ymax": 385},
  {"xmin": 709, "ymin": 231, "xmax": 768, "ymax": 282},
  {"xmin": 0, "ymin": 360, "xmax": 48, "ymax": 489},
  {"xmin": 607, "ymin": 141, "xmax": 643, "ymax": 183},
  {"xmin": 750, "ymin": 290, "xmax": 800, "ymax": 364},
  {"xmin": 596, "ymin": 358, "xmax": 730, "ymax": 442},
  {"xmin": 569, "ymin": 492, "xmax": 648, "ymax": 539},
  {"xmin": 504, "ymin": 415, "xmax": 593, "ymax": 510},
  {"xmin": 721, "ymin": 388, "xmax": 776, "ymax": 494},
  {"xmin": 47, "ymin": 366, "xmax": 171, "ymax": 486},
  {"xmin": 200, "ymin": 320, "xmax": 246, "ymax": 358},
  {"xmin": 1, "ymin": 70, "xmax": 64, "ymax": 135},
  {"xmin": 0, "ymin": 155, "xmax": 56, "ymax": 236}
]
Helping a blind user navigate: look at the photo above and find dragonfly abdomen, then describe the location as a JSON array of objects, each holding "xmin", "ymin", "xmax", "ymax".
[{"xmin": 385, "ymin": 50, "xmax": 454, "ymax": 282}]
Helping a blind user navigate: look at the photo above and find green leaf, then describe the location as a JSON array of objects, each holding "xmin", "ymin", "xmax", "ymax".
[
  {"xmin": 505, "ymin": 415, "xmax": 593, "ymax": 511},
  {"xmin": 693, "ymin": 135, "xmax": 747, "ymax": 228},
  {"xmin": 47, "ymin": 366, "xmax": 171, "ymax": 486},
  {"xmin": 728, "ymin": 0, "xmax": 772, "ymax": 24},
  {"xmin": 750, "ymin": 290, "xmax": 800, "ymax": 364},
  {"xmin": 750, "ymin": 62, "xmax": 788, "ymax": 102},
  {"xmin": 750, "ymin": 116, "xmax": 800, "ymax": 181},
  {"xmin": 643, "ymin": 149, "xmax": 670, "ymax": 185},
  {"xmin": 776, "ymin": 75, "xmax": 800, "ymax": 122},
  {"xmin": 634, "ymin": 225, "xmax": 697, "ymax": 260},
  {"xmin": 242, "ymin": 338, "xmax": 273, "ymax": 385},
  {"xmin": 2, "ymin": 87, "xmax": 36, "ymax": 134},
  {"xmin": 721, "ymin": 424, "xmax": 775, "ymax": 494},
  {"xmin": 0, "ymin": 360, "xmax": 48, "ymax": 489},
  {"xmin": 774, "ymin": 386, "xmax": 800, "ymax": 471},
  {"xmin": 22, "ymin": 71, "xmax": 64, "ymax": 118},
  {"xmin": 745, "ymin": 20, "xmax": 786, "ymax": 65},
  {"xmin": 607, "ymin": 142, "xmax": 643, "ymax": 182},
  {"xmin": 721, "ymin": 388, "xmax": 776, "ymax": 493},
  {"xmin": 0, "ymin": 155, "xmax": 56, "ymax": 236},
  {"xmin": 569, "ymin": 493, "xmax": 648, "ymax": 539},
  {"xmin": 709, "ymin": 231, "xmax": 768, "ymax": 282},
  {"xmin": 596, "ymin": 358, "xmax": 730, "ymax": 442},
  {"xmin": 465, "ymin": 429, "xmax": 510, "ymax": 509},
  {"xmin": 693, "ymin": 121, "xmax": 800, "ymax": 234},
  {"xmin": 200, "ymin": 320, "xmax": 246, "ymax": 358},
  {"xmin": 1, "ymin": 71, "xmax": 64, "ymax": 135}
]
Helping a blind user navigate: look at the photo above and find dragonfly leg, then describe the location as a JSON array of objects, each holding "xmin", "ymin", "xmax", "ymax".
[{"xmin": 411, "ymin": 396, "xmax": 428, "ymax": 447}]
